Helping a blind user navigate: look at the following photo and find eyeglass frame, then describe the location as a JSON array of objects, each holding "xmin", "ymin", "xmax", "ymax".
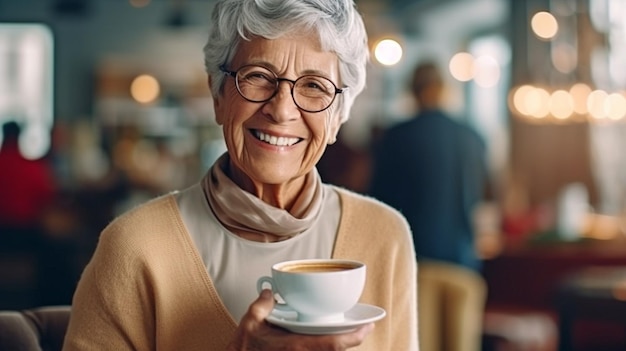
[{"xmin": 219, "ymin": 64, "xmax": 347, "ymax": 113}]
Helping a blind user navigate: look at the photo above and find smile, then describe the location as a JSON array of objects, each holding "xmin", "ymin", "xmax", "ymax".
[{"xmin": 253, "ymin": 130, "xmax": 301, "ymax": 146}]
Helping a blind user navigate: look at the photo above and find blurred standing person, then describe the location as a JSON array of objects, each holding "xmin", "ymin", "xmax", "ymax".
[
  {"xmin": 0, "ymin": 120, "xmax": 57, "ymax": 243},
  {"xmin": 369, "ymin": 61, "xmax": 488, "ymax": 351},
  {"xmin": 63, "ymin": 0, "xmax": 418, "ymax": 350},
  {"xmin": 0, "ymin": 120, "xmax": 62, "ymax": 307}
]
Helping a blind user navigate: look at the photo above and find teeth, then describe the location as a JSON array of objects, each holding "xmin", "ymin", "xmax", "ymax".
[{"xmin": 255, "ymin": 131, "xmax": 299, "ymax": 146}]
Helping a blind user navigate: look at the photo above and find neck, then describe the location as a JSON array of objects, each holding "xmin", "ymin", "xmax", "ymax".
[{"xmin": 226, "ymin": 160, "xmax": 305, "ymax": 212}]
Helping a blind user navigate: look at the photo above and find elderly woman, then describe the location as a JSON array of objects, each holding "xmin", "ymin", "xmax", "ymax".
[{"xmin": 62, "ymin": 0, "xmax": 417, "ymax": 350}]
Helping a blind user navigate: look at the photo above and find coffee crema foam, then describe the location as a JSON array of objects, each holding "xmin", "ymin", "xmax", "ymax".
[{"xmin": 280, "ymin": 262, "xmax": 360, "ymax": 273}]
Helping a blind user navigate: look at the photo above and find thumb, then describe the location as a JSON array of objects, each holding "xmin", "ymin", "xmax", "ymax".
[
  {"xmin": 259, "ymin": 288, "xmax": 275, "ymax": 304},
  {"xmin": 250, "ymin": 289, "xmax": 276, "ymax": 318}
]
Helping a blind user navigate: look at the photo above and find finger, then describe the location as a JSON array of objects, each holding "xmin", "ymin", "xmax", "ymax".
[
  {"xmin": 246, "ymin": 289, "xmax": 276, "ymax": 322},
  {"xmin": 290, "ymin": 323, "xmax": 374, "ymax": 351},
  {"xmin": 333, "ymin": 323, "xmax": 375, "ymax": 349},
  {"xmin": 352, "ymin": 323, "xmax": 375, "ymax": 339}
]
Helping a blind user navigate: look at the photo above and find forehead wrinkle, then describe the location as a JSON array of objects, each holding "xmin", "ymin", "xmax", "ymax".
[{"xmin": 242, "ymin": 36, "xmax": 338, "ymax": 80}]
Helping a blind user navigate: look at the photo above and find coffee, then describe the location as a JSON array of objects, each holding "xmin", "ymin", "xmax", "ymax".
[
  {"xmin": 280, "ymin": 262, "xmax": 359, "ymax": 273},
  {"xmin": 257, "ymin": 258, "xmax": 366, "ymax": 323}
]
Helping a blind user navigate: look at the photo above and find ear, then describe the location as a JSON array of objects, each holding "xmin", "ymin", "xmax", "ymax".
[{"xmin": 209, "ymin": 75, "xmax": 226, "ymax": 126}]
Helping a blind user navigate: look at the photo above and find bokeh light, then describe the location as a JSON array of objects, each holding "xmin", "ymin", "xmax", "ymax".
[
  {"xmin": 552, "ymin": 42, "xmax": 577, "ymax": 73},
  {"xmin": 509, "ymin": 83, "xmax": 626, "ymax": 123},
  {"xmin": 511, "ymin": 85, "xmax": 534, "ymax": 116},
  {"xmin": 129, "ymin": 0, "xmax": 151, "ymax": 8},
  {"xmin": 531, "ymin": 11, "xmax": 558, "ymax": 40},
  {"xmin": 374, "ymin": 39, "xmax": 403, "ymax": 66},
  {"xmin": 588, "ymin": 89, "xmax": 608, "ymax": 119},
  {"xmin": 449, "ymin": 52, "xmax": 474, "ymax": 82},
  {"xmin": 605, "ymin": 93, "xmax": 626, "ymax": 120},
  {"xmin": 473, "ymin": 55, "xmax": 500, "ymax": 88},
  {"xmin": 569, "ymin": 83, "xmax": 591, "ymax": 115},
  {"xmin": 130, "ymin": 74, "xmax": 160, "ymax": 104},
  {"xmin": 526, "ymin": 87, "xmax": 551, "ymax": 118},
  {"xmin": 549, "ymin": 89, "xmax": 574, "ymax": 119}
]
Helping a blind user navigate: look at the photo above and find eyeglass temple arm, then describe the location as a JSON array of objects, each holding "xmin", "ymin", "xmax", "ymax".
[{"xmin": 219, "ymin": 65, "xmax": 236, "ymax": 77}]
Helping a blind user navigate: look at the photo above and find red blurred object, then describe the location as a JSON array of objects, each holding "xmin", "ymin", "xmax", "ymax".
[{"xmin": 0, "ymin": 122, "xmax": 57, "ymax": 229}]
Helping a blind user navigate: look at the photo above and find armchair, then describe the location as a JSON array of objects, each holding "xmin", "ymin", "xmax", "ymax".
[{"xmin": 0, "ymin": 305, "xmax": 71, "ymax": 351}]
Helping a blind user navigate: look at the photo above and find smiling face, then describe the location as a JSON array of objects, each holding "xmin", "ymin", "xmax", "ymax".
[{"xmin": 212, "ymin": 34, "xmax": 342, "ymax": 204}]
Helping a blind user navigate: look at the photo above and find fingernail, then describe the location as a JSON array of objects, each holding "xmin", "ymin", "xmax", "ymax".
[{"xmin": 261, "ymin": 289, "xmax": 273, "ymax": 299}]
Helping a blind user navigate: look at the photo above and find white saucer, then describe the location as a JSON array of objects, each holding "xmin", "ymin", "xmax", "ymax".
[{"xmin": 266, "ymin": 303, "xmax": 386, "ymax": 335}]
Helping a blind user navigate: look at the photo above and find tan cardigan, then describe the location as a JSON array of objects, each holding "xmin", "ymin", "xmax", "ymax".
[{"xmin": 63, "ymin": 187, "xmax": 418, "ymax": 350}]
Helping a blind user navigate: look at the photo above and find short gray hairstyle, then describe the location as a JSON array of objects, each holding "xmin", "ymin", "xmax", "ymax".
[{"xmin": 203, "ymin": 0, "xmax": 369, "ymax": 123}]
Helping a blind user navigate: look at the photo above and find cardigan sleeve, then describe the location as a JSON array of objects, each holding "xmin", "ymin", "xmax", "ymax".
[
  {"xmin": 63, "ymin": 194, "xmax": 238, "ymax": 351},
  {"xmin": 333, "ymin": 188, "xmax": 419, "ymax": 351},
  {"xmin": 63, "ymin": 215, "xmax": 157, "ymax": 351}
]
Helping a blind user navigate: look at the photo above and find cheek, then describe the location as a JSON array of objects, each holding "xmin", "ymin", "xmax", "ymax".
[
  {"xmin": 318, "ymin": 108, "xmax": 341, "ymax": 143},
  {"xmin": 215, "ymin": 97, "xmax": 255, "ymax": 152},
  {"xmin": 306, "ymin": 114, "xmax": 332, "ymax": 145},
  {"xmin": 305, "ymin": 110, "xmax": 340, "ymax": 161},
  {"xmin": 327, "ymin": 115, "xmax": 341, "ymax": 143},
  {"xmin": 215, "ymin": 86, "xmax": 248, "ymax": 126}
]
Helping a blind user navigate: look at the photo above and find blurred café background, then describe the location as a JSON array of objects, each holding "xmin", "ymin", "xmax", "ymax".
[{"xmin": 2, "ymin": 0, "xmax": 626, "ymax": 350}]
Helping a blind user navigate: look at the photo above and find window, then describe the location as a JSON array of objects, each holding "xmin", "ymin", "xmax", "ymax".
[{"xmin": 0, "ymin": 23, "xmax": 54, "ymax": 160}]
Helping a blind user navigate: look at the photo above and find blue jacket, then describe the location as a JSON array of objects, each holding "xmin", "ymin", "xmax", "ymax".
[{"xmin": 368, "ymin": 109, "xmax": 488, "ymax": 271}]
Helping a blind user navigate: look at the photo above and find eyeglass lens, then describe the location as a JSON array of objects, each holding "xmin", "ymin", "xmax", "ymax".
[{"xmin": 235, "ymin": 65, "xmax": 338, "ymax": 112}]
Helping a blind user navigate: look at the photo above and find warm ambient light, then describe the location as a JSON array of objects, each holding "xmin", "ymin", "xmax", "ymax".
[
  {"xmin": 510, "ymin": 83, "xmax": 626, "ymax": 123},
  {"xmin": 511, "ymin": 85, "xmax": 534, "ymax": 116},
  {"xmin": 509, "ymin": 85, "xmax": 551, "ymax": 119},
  {"xmin": 605, "ymin": 93, "xmax": 626, "ymax": 120},
  {"xmin": 570, "ymin": 83, "xmax": 591, "ymax": 115},
  {"xmin": 549, "ymin": 90, "xmax": 574, "ymax": 120},
  {"xmin": 527, "ymin": 87, "xmax": 551, "ymax": 118},
  {"xmin": 531, "ymin": 11, "xmax": 558, "ymax": 40},
  {"xmin": 449, "ymin": 52, "xmax": 474, "ymax": 82},
  {"xmin": 587, "ymin": 90, "xmax": 608, "ymax": 120},
  {"xmin": 129, "ymin": 0, "xmax": 151, "ymax": 8},
  {"xmin": 130, "ymin": 74, "xmax": 160, "ymax": 104},
  {"xmin": 552, "ymin": 42, "xmax": 577, "ymax": 74},
  {"xmin": 449, "ymin": 52, "xmax": 502, "ymax": 87},
  {"xmin": 373, "ymin": 39, "xmax": 403, "ymax": 66},
  {"xmin": 511, "ymin": 86, "xmax": 551, "ymax": 119},
  {"xmin": 473, "ymin": 55, "xmax": 500, "ymax": 88}
]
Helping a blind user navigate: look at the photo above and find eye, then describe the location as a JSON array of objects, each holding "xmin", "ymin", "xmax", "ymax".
[
  {"xmin": 240, "ymin": 68, "xmax": 276, "ymax": 87},
  {"xmin": 297, "ymin": 76, "xmax": 334, "ymax": 97}
]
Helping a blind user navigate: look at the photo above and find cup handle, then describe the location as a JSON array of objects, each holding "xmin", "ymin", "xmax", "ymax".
[
  {"xmin": 256, "ymin": 276, "xmax": 273, "ymax": 294},
  {"xmin": 256, "ymin": 276, "xmax": 293, "ymax": 313}
]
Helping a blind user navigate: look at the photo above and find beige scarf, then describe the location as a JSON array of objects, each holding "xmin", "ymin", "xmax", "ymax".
[{"xmin": 202, "ymin": 153, "xmax": 323, "ymax": 239}]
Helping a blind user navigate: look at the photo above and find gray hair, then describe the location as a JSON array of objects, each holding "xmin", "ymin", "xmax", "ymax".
[{"xmin": 203, "ymin": 0, "xmax": 369, "ymax": 123}]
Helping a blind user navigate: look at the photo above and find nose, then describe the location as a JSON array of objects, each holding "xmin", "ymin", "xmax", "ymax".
[{"xmin": 261, "ymin": 80, "xmax": 300, "ymax": 123}]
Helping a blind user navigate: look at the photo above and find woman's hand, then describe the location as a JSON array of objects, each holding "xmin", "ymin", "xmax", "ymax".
[{"xmin": 227, "ymin": 289, "xmax": 374, "ymax": 351}]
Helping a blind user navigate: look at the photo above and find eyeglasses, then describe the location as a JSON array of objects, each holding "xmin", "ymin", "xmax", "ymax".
[{"xmin": 220, "ymin": 64, "xmax": 346, "ymax": 113}]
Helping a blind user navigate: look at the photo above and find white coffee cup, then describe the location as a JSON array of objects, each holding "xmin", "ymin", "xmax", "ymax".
[{"xmin": 257, "ymin": 258, "xmax": 366, "ymax": 323}]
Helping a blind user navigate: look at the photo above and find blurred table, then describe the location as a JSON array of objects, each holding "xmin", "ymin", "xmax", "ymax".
[
  {"xmin": 483, "ymin": 235, "xmax": 626, "ymax": 351},
  {"xmin": 557, "ymin": 266, "xmax": 626, "ymax": 351},
  {"xmin": 484, "ymin": 236, "xmax": 626, "ymax": 311}
]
